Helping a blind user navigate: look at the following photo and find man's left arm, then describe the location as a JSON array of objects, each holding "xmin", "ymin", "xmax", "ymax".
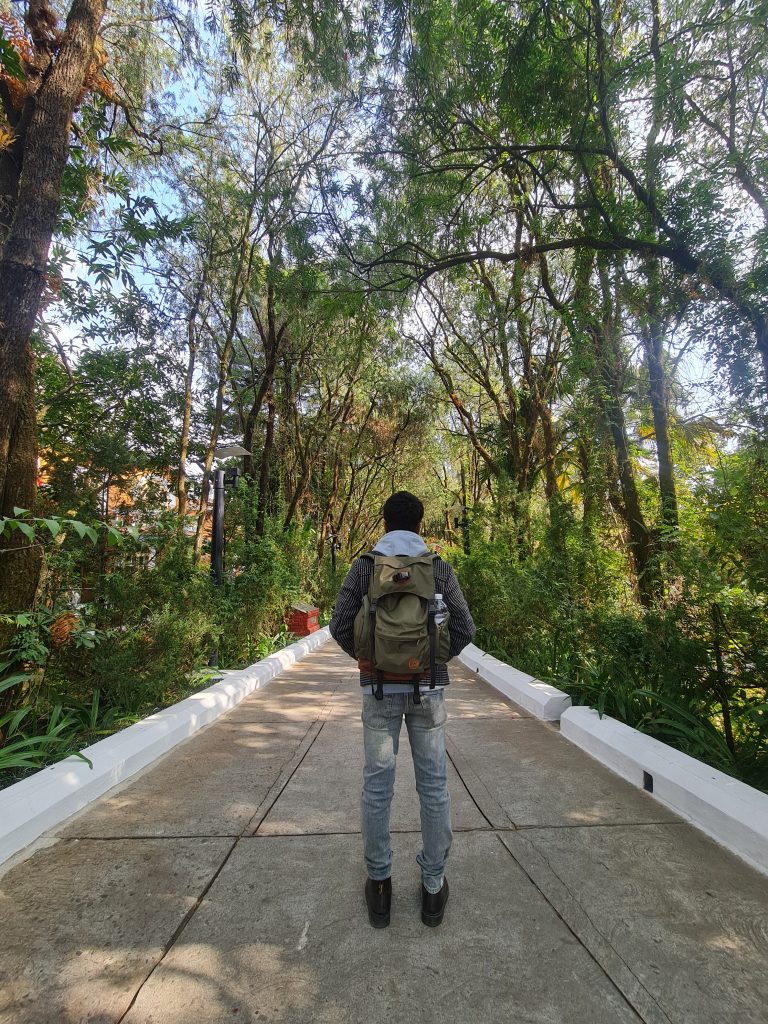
[
  {"xmin": 441, "ymin": 563, "xmax": 476, "ymax": 658},
  {"xmin": 329, "ymin": 561, "xmax": 364, "ymax": 660}
]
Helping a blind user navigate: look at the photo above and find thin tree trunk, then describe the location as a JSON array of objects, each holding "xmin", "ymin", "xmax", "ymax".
[
  {"xmin": 255, "ymin": 396, "xmax": 276, "ymax": 537},
  {"xmin": 641, "ymin": 5, "xmax": 679, "ymax": 540},
  {"xmin": 711, "ymin": 604, "xmax": 736, "ymax": 755},
  {"xmin": 0, "ymin": 349, "xmax": 42, "ymax": 713},
  {"xmin": 193, "ymin": 339, "xmax": 232, "ymax": 559},
  {"xmin": 537, "ymin": 399, "xmax": 565, "ymax": 551},
  {"xmin": 591, "ymin": 320, "xmax": 658, "ymax": 606},
  {"xmin": 459, "ymin": 461, "xmax": 470, "ymax": 555},
  {"xmin": 192, "ymin": 207, "xmax": 258, "ymax": 559},
  {"xmin": 282, "ymin": 462, "xmax": 311, "ymax": 533},
  {"xmin": 177, "ymin": 275, "xmax": 207, "ymax": 520},
  {"xmin": 589, "ymin": 266, "xmax": 659, "ymax": 605},
  {"xmin": 643, "ymin": 263, "xmax": 679, "ymax": 537},
  {"xmin": 317, "ymin": 458, "xmax": 341, "ymax": 560}
]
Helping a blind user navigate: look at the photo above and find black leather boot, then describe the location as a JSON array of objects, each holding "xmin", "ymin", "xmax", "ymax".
[
  {"xmin": 421, "ymin": 877, "xmax": 449, "ymax": 927},
  {"xmin": 365, "ymin": 877, "xmax": 392, "ymax": 928}
]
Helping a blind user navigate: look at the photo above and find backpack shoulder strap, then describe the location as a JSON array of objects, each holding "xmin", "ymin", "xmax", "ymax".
[{"xmin": 359, "ymin": 552, "xmax": 383, "ymax": 696}]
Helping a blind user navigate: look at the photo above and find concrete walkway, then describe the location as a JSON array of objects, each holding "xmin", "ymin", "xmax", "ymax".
[{"xmin": 1, "ymin": 641, "xmax": 767, "ymax": 1024}]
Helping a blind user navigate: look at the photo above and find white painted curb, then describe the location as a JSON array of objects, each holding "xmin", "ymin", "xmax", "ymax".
[
  {"xmin": 561, "ymin": 705, "xmax": 768, "ymax": 877},
  {"xmin": 458, "ymin": 642, "xmax": 571, "ymax": 720},
  {"xmin": 0, "ymin": 627, "xmax": 331, "ymax": 867}
]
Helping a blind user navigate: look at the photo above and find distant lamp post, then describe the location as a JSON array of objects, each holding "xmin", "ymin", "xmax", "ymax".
[
  {"xmin": 206, "ymin": 443, "xmax": 251, "ymax": 669},
  {"xmin": 452, "ymin": 506, "xmax": 470, "ymax": 555},
  {"xmin": 213, "ymin": 444, "xmax": 252, "ymax": 461},
  {"xmin": 210, "ymin": 444, "xmax": 251, "ymax": 587},
  {"xmin": 328, "ymin": 529, "xmax": 342, "ymax": 573}
]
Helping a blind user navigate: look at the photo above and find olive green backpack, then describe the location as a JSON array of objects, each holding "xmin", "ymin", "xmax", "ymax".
[{"xmin": 353, "ymin": 552, "xmax": 451, "ymax": 703}]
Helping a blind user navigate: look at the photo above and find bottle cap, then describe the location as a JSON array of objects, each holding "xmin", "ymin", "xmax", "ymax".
[{"xmin": 435, "ymin": 593, "xmax": 443, "ymax": 601}]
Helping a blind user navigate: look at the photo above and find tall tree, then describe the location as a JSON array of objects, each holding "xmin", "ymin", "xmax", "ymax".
[{"xmin": 0, "ymin": 0, "xmax": 108, "ymax": 620}]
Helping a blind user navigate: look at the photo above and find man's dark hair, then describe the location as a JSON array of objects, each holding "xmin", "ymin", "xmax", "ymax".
[{"xmin": 382, "ymin": 491, "xmax": 424, "ymax": 532}]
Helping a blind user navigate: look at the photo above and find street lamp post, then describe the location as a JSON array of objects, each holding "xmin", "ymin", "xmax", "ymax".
[
  {"xmin": 210, "ymin": 469, "xmax": 226, "ymax": 586},
  {"xmin": 208, "ymin": 445, "xmax": 250, "ymax": 588},
  {"xmin": 206, "ymin": 445, "xmax": 250, "ymax": 668},
  {"xmin": 329, "ymin": 530, "xmax": 341, "ymax": 573}
]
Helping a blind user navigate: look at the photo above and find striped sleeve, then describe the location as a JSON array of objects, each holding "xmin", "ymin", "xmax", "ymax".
[
  {"xmin": 329, "ymin": 560, "xmax": 366, "ymax": 660},
  {"xmin": 438, "ymin": 561, "xmax": 476, "ymax": 658}
]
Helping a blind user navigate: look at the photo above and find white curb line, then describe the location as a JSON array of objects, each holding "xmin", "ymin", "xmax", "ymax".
[
  {"xmin": 458, "ymin": 642, "xmax": 571, "ymax": 720},
  {"xmin": 0, "ymin": 627, "xmax": 331, "ymax": 867},
  {"xmin": 561, "ymin": 705, "xmax": 768, "ymax": 877}
]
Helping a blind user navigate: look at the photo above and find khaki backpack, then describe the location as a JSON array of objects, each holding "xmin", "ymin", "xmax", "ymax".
[{"xmin": 353, "ymin": 552, "xmax": 451, "ymax": 702}]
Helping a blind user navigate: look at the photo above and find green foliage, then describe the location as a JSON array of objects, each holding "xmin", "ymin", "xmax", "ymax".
[
  {"xmin": 0, "ymin": 27, "xmax": 24, "ymax": 80},
  {"xmin": 0, "ymin": 505, "xmax": 330, "ymax": 787},
  {"xmin": 216, "ymin": 489, "xmax": 323, "ymax": 666},
  {"xmin": 457, "ymin": 515, "xmax": 768, "ymax": 792},
  {"xmin": 0, "ymin": 511, "xmax": 130, "ymax": 548},
  {"xmin": 0, "ymin": 706, "xmax": 92, "ymax": 774},
  {"xmin": 67, "ymin": 538, "xmax": 217, "ymax": 711}
]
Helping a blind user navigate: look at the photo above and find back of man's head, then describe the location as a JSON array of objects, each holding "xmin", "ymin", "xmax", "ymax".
[{"xmin": 383, "ymin": 491, "xmax": 424, "ymax": 533}]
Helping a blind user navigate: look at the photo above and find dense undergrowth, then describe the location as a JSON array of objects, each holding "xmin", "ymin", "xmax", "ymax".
[
  {"xmin": 455, "ymin": 520, "xmax": 768, "ymax": 793},
  {"xmin": 0, "ymin": 499, "xmax": 332, "ymax": 787}
]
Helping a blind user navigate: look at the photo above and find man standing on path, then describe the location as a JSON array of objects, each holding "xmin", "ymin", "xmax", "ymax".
[{"xmin": 329, "ymin": 491, "xmax": 476, "ymax": 929}]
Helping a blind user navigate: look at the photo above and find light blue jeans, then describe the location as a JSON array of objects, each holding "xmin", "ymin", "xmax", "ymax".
[{"xmin": 361, "ymin": 690, "xmax": 452, "ymax": 894}]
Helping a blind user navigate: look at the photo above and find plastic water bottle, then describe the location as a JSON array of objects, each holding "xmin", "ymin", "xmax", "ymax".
[{"xmin": 434, "ymin": 593, "xmax": 447, "ymax": 626}]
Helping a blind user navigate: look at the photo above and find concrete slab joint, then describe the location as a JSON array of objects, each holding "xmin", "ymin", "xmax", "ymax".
[
  {"xmin": 561, "ymin": 705, "xmax": 768, "ymax": 877},
  {"xmin": 457, "ymin": 642, "xmax": 572, "ymax": 721},
  {"xmin": 0, "ymin": 627, "xmax": 332, "ymax": 867}
]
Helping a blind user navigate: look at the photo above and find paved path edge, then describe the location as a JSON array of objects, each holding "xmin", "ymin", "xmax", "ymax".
[
  {"xmin": 0, "ymin": 627, "xmax": 331, "ymax": 867},
  {"xmin": 561, "ymin": 705, "xmax": 768, "ymax": 877},
  {"xmin": 458, "ymin": 642, "xmax": 572, "ymax": 719}
]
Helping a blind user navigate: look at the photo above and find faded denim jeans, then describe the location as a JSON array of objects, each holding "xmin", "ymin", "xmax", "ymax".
[{"xmin": 361, "ymin": 690, "xmax": 452, "ymax": 894}]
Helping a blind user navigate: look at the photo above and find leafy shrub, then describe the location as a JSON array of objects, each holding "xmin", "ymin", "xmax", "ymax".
[
  {"xmin": 0, "ymin": 505, "xmax": 328, "ymax": 787},
  {"xmin": 456, "ymin": 530, "xmax": 768, "ymax": 792}
]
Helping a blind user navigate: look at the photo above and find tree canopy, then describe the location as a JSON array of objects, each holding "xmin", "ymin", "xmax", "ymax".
[{"xmin": 0, "ymin": 0, "xmax": 766, "ymax": 789}]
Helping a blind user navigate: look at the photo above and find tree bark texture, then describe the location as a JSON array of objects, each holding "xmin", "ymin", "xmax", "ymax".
[
  {"xmin": 643, "ymin": 268, "xmax": 679, "ymax": 535},
  {"xmin": 0, "ymin": 0, "xmax": 107, "ymax": 620},
  {"xmin": 588, "ymin": 273, "xmax": 659, "ymax": 607},
  {"xmin": 594, "ymin": 346, "xmax": 658, "ymax": 606},
  {"xmin": 255, "ymin": 395, "xmax": 276, "ymax": 537}
]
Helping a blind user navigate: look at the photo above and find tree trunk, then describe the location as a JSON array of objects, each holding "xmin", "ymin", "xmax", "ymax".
[
  {"xmin": 193, "ymin": 338, "xmax": 232, "ymax": 559},
  {"xmin": 193, "ymin": 224, "xmax": 256, "ymax": 558},
  {"xmin": 176, "ymin": 274, "xmax": 207, "ymax": 520},
  {"xmin": 643, "ymin": 262, "xmax": 678, "ymax": 537},
  {"xmin": 254, "ymin": 396, "xmax": 276, "ymax": 537},
  {"xmin": 177, "ymin": 336, "xmax": 197, "ymax": 521},
  {"xmin": 243, "ymin": 364, "xmax": 276, "ymax": 479},
  {"xmin": 591, "ymin": 320, "xmax": 658, "ymax": 606},
  {"xmin": 0, "ymin": 0, "xmax": 107, "ymax": 630},
  {"xmin": 0, "ymin": 349, "xmax": 42, "ymax": 710},
  {"xmin": 282, "ymin": 461, "xmax": 311, "ymax": 533},
  {"xmin": 588, "ymin": 266, "xmax": 659, "ymax": 605},
  {"xmin": 459, "ymin": 461, "xmax": 470, "ymax": 555}
]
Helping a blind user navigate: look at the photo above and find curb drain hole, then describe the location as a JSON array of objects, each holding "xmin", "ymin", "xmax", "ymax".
[{"xmin": 643, "ymin": 771, "xmax": 654, "ymax": 793}]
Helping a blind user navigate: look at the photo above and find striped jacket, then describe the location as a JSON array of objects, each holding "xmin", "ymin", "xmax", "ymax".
[{"xmin": 329, "ymin": 552, "xmax": 476, "ymax": 691}]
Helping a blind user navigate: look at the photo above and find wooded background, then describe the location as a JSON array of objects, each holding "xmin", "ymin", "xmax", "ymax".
[{"xmin": 1, "ymin": 0, "xmax": 766, "ymax": 789}]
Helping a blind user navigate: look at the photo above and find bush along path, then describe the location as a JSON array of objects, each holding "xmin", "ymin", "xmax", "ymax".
[{"xmin": 0, "ymin": 510, "xmax": 320, "ymax": 785}]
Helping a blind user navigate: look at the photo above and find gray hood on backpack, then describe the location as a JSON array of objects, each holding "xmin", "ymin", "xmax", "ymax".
[{"xmin": 372, "ymin": 530, "xmax": 429, "ymax": 557}]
